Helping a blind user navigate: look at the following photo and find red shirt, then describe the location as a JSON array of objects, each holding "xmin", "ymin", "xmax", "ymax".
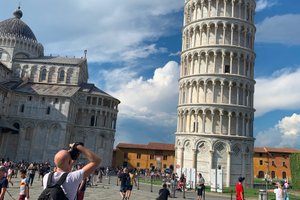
[{"xmin": 236, "ymin": 182, "xmax": 244, "ymax": 200}]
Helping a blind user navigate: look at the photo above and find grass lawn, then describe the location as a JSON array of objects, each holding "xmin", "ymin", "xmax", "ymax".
[{"xmin": 137, "ymin": 177, "xmax": 163, "ymax": 185}]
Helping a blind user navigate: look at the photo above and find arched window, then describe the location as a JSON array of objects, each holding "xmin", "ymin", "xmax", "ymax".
[
  {"xmin": 282, "ymin": 172, "xmax": 286, "ymax": 179},
  {"xmin": 13, "ymin": 123, "xmax": 20, "ymax": 130},
  {"xmin": 40, "ymin": 68, "xmax": 47, "ymax": 81},
  {"xmin": 271, "ymin": 171, "xmax": 275, "ymax": 179},
  {"xmin": 12, "ymin": 123, "xmax": 20, "ymax": 134},
  {"xmin": 59, "ymin": 70, "xmax": 65, "ymax": 82},
  {"xmin": 90, "ymin": 116, "xmax": 95, "ymax": 126},
  {"xmin": 46, "ymin": 107, "xmax": 51, "ymax": 115},
  {"xmin": 258, "ymin": 171, "xmax": 264, "ymax": 178},
  {"xmin": 20, "ymin": 104, "xmax": 25, "ymax": 113}
]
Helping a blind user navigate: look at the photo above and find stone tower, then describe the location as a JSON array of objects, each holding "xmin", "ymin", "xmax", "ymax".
[{"xmin": 175, "ymin": 0, "xmax": 256, "ymax": 186}]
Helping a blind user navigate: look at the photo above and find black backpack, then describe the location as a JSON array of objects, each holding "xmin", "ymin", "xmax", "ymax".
[{"xmin": 38, "ymin": 172, "xmax": 69, "ymax": 200}]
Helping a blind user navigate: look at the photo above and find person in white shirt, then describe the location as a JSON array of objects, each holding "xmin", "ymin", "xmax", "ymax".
[
  {"xmin": 197, "ymin": 173, "xmax": 205, "ymax": 200},
  {"xmin": 270, "ymin": 182, "xmax": 285, "ymax": 200},
  {"xmin": 42, "ymin": 143, "xmax": 101, "ymax": 200}
]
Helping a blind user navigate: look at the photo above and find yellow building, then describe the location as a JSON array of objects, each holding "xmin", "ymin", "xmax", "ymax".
[
  {"xmin": 113, "ymin": 142, "xmax": 175, "ymax": 170},
  {"xmin": 253, "ymin": 147, "xmax": 299, "ymax": 180}
]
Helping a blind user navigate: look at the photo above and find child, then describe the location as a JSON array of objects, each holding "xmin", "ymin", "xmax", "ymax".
[{"xmin": 19, "ymin": 169, "xmax": 29, "ymax": 200}]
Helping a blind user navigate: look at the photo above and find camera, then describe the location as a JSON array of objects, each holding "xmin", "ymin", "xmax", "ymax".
[{"xmin": 69, "ymin": 142, "xmax": 84, "ymax": 160}]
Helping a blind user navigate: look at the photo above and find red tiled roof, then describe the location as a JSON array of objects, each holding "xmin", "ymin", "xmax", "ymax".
[
  {"xmin": 254, "ymin": 147, "xmax": 299, "ymax": 154},
  {"xmin": 116, "ymin": 142, "xmax": 175, "ymax": 151}
]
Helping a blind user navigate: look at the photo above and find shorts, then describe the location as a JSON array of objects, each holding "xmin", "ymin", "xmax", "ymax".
[
  {"xmin": 197, "ymin": 185, "xmax": 205, "ymax": 196},
  {"xmin": 19, "ymin": 195, "xmax": 26, "ymax": 200},
  {"xmin": 127, "ymin": 185, "xmax": 133, "ymax": 191},
  {"xmin": 120, "ymin": 185, "xmax": 127, "ymax": 193}
]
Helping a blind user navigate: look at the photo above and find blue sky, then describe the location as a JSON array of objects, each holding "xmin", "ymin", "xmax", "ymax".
[{"xmin": 1, "ymin": 0, "xmax": 300, "ymax": 149}]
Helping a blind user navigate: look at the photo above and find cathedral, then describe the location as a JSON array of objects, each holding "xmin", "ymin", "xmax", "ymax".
[{"xmin": 0, "ymin": 7, "xmax": 120, "ymax": 166}]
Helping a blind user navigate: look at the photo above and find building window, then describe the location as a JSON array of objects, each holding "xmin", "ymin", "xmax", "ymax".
[
  {"xmin": 163, "ymin": 164, "xmax": 167, "ymax": 169},
  {"xmin": 20, "ymin": 104, "xmax": 25, "ymax": 113},
  {"xmin": 40, "ymin": 68, "xmax": 47, "ymax": 81},
  {"xmin": 283, "ymin": 162, "xmax": 286, "ymax": 167},
  {"xmin": 124, "ymin": 153, "xmax": 128, "ymax": 159},
  {"xmin": 259, "ymin": 160, "xmax": 263, "ymax": 165},
  {"xmin": 259, "ymin": 153, "xmax": 263, "ymax": 157},
  {"xmin": 90, "ymin": 116, "xmax": 95, "ymax": 126},
  {"xmin": 137, "ymin": 153, "xmax": 141, "ymax": 159},
  {"xmin": 150, "ymin": 163, "xmax": 153, "ymax": 168},
  {"xmin": 163, "ymin": 155, "xmax": 168, "ymax": 161},
  {"xmin": 258, "ymin": 171, "xmax": 264, "ymax": 178},
  {"xmin": 28, "ymin": 96, "xmax": 32, "ymax": 101},
  {"xmin": 54, "ymin": 98, "xmax": 59, "ymax": 104},
  {"xmin": 103, "ymin": 116, "xmax": 106, "ymax": 126},
  {"xmin": 272, "ymin": 161, "xmax": 275, "ymax": 166},
  {"xmin": 59, "ymin": 70, "xmax": 65, "ymax": 82},
  {"xmin": 98, "ymin": 98, "xmax": 102, "ymax": 106},
  {"xmin": 86, "ymin": 96, "xmax": 91, "ymax": 104},
  {"xmin": 225, "ymin": 65, "xmax": 230, "ymax": 73},
  {"xmin": 271, "ymin": 171, "xmax": 275, "ymax": 179},
  {"xmin": 41, "ymin": 97, "xmax": 45, "ymax": 103},
  {"xmin": 282, "ymin": 171, "xmax": 286, "ymax": 179},
  {"xmin": 150, "ymin": 154, "xmax": 154, "ymax": 160},
  {"xmin": 137, "ymin": 162, "xmax": 140, "ymax": 168},
  {"xmin": 92, "ymin": 97, "xmax": 97, "ymax": 105},
  {"xmin": 46, "ymin": 107, "xmax": 51, "ymax": 115}
]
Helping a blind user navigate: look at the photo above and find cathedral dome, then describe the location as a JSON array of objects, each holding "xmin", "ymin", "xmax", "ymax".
[{"xmin": 0, "ymin": 7, "xmax": 37, "ymax": 41}]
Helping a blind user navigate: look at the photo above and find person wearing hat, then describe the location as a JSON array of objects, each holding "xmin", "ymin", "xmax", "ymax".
[
  {"xmin": 236, "ymin": 176, "xmax": 245, "ymax": 200},
  {"xmin": 0, "ymin": 166, "xmax": 8, "ymax": 200}
]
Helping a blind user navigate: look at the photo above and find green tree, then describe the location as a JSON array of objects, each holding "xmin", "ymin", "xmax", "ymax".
[{"xmin": 290, "ymin": 153, "xmax": 300, "ymax": 189}]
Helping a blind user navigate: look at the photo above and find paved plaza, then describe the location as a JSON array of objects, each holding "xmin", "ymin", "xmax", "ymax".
[{"xmin": 4, "ymin": 176, "xmax": 258, "ymax": 200}]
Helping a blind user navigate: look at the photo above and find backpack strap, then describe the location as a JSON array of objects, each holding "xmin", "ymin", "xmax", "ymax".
[
  {"xmin": 56, "ymin": 173, "xmax": 68, "ymax": 186},
  {"xmin": 46, "ymin": 172, "xmax": 69, "ymax": 187},
  {"xmin": 47, "ymin": 172, "xmax": 54, "ymax": 187}
]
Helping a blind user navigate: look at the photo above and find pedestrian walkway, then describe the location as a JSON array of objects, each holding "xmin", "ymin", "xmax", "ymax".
[{"xmin": 5, "ymin": 176, "xmax": 246, "ymax": 200}]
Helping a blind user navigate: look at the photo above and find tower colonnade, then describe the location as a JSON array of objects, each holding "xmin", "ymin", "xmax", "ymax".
[
  {"xmin": 178, "ymin": 78, "xmax": 254, "ymax": 107},
  {"xmin": 177, "ymin": 107, "xmax": 254, "ymax": 137},
  {"xmin": 182, "ymin": 21, "xmax": 255, "ymax": 51},
  {"xmin": 184, "ymin": 0, "xmax": 256, "ymax": 25},
  {"xmin": 181, "ymin": 48, "xmax": 255, "ymax": 78}
]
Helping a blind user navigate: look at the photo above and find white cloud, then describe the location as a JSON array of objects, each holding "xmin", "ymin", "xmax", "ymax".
[
  {"xmin": 256, "ymin": 0, "xmax": 278, "ymax": 12},
  {"xmin": 120, "ymin": 44, "xmax": 168, "ymax": 61},
  {"xmin": 255, "ymin": 67, "xmax": 300, "ymax": 117},
  {"xmin": 255, "ymin": 113, "xmax": 300, "ymax": 148},
  {"xmin": 256, "ymin": 14, "xmax": 300, "ymax": 45},
  {"xmin": 276, "ymin": 114, "xmax": 300, "ymax": 137},
  {"xmin": 169, "ymin": 51, "xmax": 181, "ymax": 57},
  {"xmin": 0, "ymin": 1, "xmax": 183, "ymax": 63},
  {"xmin": 108, "ymin": 61, "xmax": 180, "ymax": 126}
]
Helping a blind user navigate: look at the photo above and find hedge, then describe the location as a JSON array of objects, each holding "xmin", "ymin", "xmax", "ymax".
[{"xmin": 290, "ymin": 153, "xmax": 300, "ymax": 189}]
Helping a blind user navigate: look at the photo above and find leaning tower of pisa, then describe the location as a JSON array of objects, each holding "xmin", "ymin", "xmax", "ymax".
[{"xmin": 175, "ymin": 0, "xmax": 256, "ymax": 186}]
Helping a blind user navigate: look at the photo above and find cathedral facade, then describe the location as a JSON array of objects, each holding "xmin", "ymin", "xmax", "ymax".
[
  {"xmin": 175, "ymin": 0, "xmax": 256, "ymax": 186},
  {"xmin": 0, "ymin": 8, "xmax": 120, "ymax": 166}
]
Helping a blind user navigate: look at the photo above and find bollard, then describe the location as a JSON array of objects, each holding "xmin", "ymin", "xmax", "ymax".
[
  {"xmin": 108, "ymin": 175, "xmax": 111, "ymax": 184},
  {"xmin": 183, "ymin": 183, "xmax": 186, "ymax": 199},
  {"xmin": 203, "ymin": 186, "xmax": 206, "ymax": 200},
  {"xmin": 230, "ymin": 190, "xmax": 233, "ymax": 200},
  {"xmin": 151, "ymin": 176, "xmax": 153, "ymax": 192},
  {"xmin": 259, "ymin": 189, "xmax": 268, "ymax": 200},
  {"xmin": 137, "ymin": 175, "xmax": 139, "ymax": 190}
]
